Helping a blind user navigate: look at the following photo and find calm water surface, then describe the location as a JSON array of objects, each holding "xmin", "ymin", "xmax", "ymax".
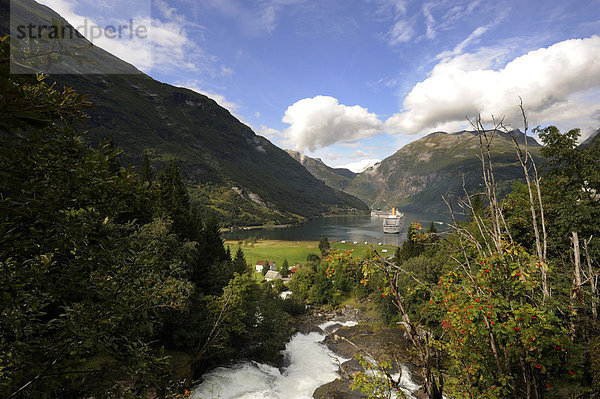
[{"xmin": 224, "ymin": 212, "xmax": 450, "ymax": 245}]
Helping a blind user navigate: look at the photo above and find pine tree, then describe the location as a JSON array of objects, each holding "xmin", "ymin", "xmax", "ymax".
[
  {"xmin": 192, "ymin": 215, "xmax": 229, "ymax": 294},
  {"xmin": 232, "ymin": 247, "xmax": 248, "ymax": 275},
  {"xmin": 140, "ymin": 150, "xmax": 153, "ymax": 184},
  {"xmin": 156, "ymin": 160, "xmax": 192, "ymax": 238},
  {"xmin": 280, "ymin": 259, "xmax": 289, "ymax": 277}
]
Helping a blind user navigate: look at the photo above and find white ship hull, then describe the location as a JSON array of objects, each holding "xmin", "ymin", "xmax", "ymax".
[{"xmin": 383, "ymin": 216, "xmax": 401, "ymax": 234}]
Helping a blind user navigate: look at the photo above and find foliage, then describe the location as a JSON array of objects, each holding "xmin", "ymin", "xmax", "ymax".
[
  {"xmin": 0, "ymin": 115, "xmax": 192, "ymax": 397},
  {"xmin": 434, "ymin": 245, "xmax": 572, "ymax": 397},
  {"xmin": 319, "ymin": 236, "xmax": 331, "ymax": 256},
  {"xmin": 280, "ymin": 259, "xmax": 290, "ymax": 277},
  {"xmin": 0, "ymin": 36, "xmax": 91, "ymax": 130},
  {"xmin": 0, "ymin": 48, "xmax": 301, "ymax": 397},
  {"xmin": 350, "ymin": 356, "xmax": 399, "ymax": 399},
  {"xmin": 290, "ymin": 125, "xmax": 598, "ymax": 398}
]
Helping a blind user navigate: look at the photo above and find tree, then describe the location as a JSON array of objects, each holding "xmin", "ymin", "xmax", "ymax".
[
  {"xmin": 232, "ymin": 246, "xmax": 248, "ymax": 275},
  {"xmin": 139, "ymin": 150, "xmax": 154, "ymax": 185},
  {"xmin": 156, "ymin": 160, "xmax": 192, "ymax": 238},
  {"xmin": 280, "ymin": 259, "xmax": 290, "ymax": 277},
  {"xmin": 0, "ymin": 75, "xmax": 193, "ymax": 397},
  {"xmin": 319, "ymin": 236, "xmax": 331, "ymax": 256}
]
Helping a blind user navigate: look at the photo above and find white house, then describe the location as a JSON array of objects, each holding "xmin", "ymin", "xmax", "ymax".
[
  {"xmin": 264, "ymin": 270, "xmax": 283, "ymax": 281},
  {"xmin": 255, "ymin": 260, "xmax": 276, "ymax": 273}
]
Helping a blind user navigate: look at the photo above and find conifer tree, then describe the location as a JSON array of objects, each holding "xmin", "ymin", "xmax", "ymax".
[
  {"xmin": 140, "ymin": 150, "xmax": 153, "ymax": 184},
  {"xmin": 232, "ymin": 246, "xmax": 248, "ymax": 275}
]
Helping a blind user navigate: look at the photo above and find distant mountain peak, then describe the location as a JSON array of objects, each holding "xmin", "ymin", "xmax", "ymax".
[{"xmin": 580, "ymin": 128, "xmax": 600, "ymax": 148}]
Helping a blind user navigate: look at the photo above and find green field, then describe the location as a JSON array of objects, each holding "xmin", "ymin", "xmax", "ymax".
[{"xmin": 224, "ymin": 239, "xmax": 399, "ymax": 273}]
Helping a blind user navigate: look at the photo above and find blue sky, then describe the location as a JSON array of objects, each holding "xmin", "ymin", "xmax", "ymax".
[{"xmin": 39, "ymin": 0, "xmax": 600, "ymax": 171}]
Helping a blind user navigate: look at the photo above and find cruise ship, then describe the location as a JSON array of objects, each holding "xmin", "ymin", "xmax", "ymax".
[{"xmin": 383, "ymin": 207, "xmax": 403, "ymax": 234}]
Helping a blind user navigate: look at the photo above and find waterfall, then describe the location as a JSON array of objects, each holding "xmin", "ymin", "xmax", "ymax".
[{"xmin": 192, "ymin": 321, "xmax": 421, "ymax": 399}]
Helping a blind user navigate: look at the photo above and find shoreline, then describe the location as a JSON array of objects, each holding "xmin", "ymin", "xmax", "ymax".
[
  {"xmin": 219, "ymin": 212, "xmax": 371, "ymax": 233},
  {"xmin": 220, "ymin": 223, "xmax": 297, "ymax": 233}
]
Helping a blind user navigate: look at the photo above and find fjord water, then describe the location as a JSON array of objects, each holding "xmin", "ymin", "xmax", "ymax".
[
  {"xmin": 192, "ymin": 321, "xmax": 421, "ymax": 399},
  {"xmin": 223, "ymin": 212, "xmax": 447, "ymax": 245}
]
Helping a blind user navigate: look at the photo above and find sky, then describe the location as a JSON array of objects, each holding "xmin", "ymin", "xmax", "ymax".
[{"xmin": 37, "ymin": 0, "xmax": 600, "ymax": 172}]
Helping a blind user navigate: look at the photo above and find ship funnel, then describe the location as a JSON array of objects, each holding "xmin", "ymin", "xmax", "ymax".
[{"xmin": 392, "ymin": 207, "xmax": 396, "ymax": 216}]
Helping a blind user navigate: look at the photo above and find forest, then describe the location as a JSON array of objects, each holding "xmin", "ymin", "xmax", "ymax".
[
  {"xmin": 0, "ymin": 37, "xmax": 304, "ymax": 398},
  {"xmin": 2, "ymin": 27, "xmax": 600, "ymax": 398},
  {"xmin": 286, "ymin": 114, "xmax": 600, "ymax": 397}
]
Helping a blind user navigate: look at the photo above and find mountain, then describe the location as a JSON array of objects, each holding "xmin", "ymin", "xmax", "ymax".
[
  {"xmin": 285, "ymin": 150, "xmax": 357, "ymax": 192},
  {"xmin": 580, "ymin": 129, "xmax": 600, "ymax": 148},
  {"xmin": 2, "ymin": 0, "xmax": 368, "ymax": 225},
  {"xmin": 4, "ymin": 0, "xmax": 141, "ymax": 74},
  {"xmin": 340, "ymin": 130, "xmax": 542, "ymax": 213}
]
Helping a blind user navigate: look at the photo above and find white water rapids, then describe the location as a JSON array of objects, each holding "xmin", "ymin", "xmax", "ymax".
[{"xmin": 192, "ymin": 321, "xmax": 421, "ymax": 399}]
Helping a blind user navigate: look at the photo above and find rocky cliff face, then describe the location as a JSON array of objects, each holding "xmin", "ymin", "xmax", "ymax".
[
  {"xmin": 346, "ymin": 130, "xmax": 542, "ymax": 212},
  {"xmin": 580, "ymin": 128, "xmax": 600, "ymax": 148},
  {"xmin": 286, "ymin": 150, "xmax": 357, "ymax": 192},
  {"xmin": 289, "ymin": 130, "xmax": 543, "ymax": 213}
]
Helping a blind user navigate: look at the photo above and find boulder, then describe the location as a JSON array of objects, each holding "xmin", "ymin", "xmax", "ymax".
[{"xmin": 313, "ymin": 378, "xmax": 364, "ymax": 399}]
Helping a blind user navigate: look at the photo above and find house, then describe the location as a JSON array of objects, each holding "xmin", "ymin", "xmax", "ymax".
[
  {"xmin": 255, "ymin": 260, "xmax": 276, "ymax": 273},
  {"xmin": 264, "ymin": 270, "xmax": 283, "ymax": 281}
]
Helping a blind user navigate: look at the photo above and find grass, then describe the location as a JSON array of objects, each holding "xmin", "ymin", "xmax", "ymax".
[
  {"xmin": 224, "ymin": 239, "xmax": 399, "ymax": 275},
  {"xmin": 224, "ymin": 240, "xmax": 320, "ymax": 270}
]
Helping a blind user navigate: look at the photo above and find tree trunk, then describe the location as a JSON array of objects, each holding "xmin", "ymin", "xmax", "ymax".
[
  {"xmin": 570, "ymin": 231, "xmax": 582, "ymax": 340},
  {"xmin": 584, "ymin": 237, "xmax": 597, "ymax": 321}
]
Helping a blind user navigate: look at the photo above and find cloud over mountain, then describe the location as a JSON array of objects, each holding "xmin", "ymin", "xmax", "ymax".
[
  {"xmin": 282, "ymin": 95, "xmax": 383, "ymax": 151},
  {"xmin": 385, "ymin": 36, "xmax": 600, "ymax": 134}
]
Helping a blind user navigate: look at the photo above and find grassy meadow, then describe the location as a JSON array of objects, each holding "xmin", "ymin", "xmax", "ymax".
[{"xmin": 224, "ymin": 239, "xmax": 400, "ymax": 275}]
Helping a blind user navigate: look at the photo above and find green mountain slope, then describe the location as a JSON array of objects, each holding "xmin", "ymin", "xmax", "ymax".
[
  {"xmin": 344, "ymin": 130, "xmax": 543, "ymax": 213},
  {"xmin": 2, "ymin": 0, "xmax": 368, "ymax": 225},
  {"xmin": 285, "ymin": 150, "xmax": 357, "ymax": 192},
  {"xmin": 580, "ymin": 128, "xmax": 600, "ymax": 148}
]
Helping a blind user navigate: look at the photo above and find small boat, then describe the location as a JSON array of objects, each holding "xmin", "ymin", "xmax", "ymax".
[{"xmin": 383, "ymin": 207, "xmax": 403, "ymax": 234}]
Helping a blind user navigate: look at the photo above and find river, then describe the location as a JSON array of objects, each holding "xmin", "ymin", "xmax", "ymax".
[
  {"xmin": 223, "ymin": 212, "xmax": 449, "ymax": 245},
  {"xmin": 192, "ymin": 321, "xmax": 421, "ymax": 399}
]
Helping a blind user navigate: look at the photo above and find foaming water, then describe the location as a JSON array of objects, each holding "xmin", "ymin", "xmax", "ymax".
[{"xmin": 192, "ymin": 321, "xmax": 418, "ymax": 399}]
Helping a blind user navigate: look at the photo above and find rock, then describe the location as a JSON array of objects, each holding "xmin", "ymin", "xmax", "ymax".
[
  {"xmin": 296, "ymin": 321, "xmax": 324, "ymax": 335},
  {"xmin": 312, "ymin": 378, "xmax": 364, "ymax": 399},
  {"xmin": 339, "ymin": 358, "xmax": 363, "ymax": 378},
  {"xmin": 323, "ymin": 323, "xmax": 343, "ymax": 333}
]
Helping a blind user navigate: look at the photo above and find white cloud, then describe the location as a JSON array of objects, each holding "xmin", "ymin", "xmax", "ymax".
[
  {"xmin": 37, "ymin": 0, "xmax": 225, "ymax": 75},
  {"xmin": 436, "ymin": 26, "xmax": 490, "ymax": 59},
  {"xmin": 385, "ymin": 36, "xmax": 600, "ymax": 135},
  {"xmin": 420, "ymin": 0, "xmax": 486, "ymax": 41},
  {"xmin": 282, "ymin": 95, "xmax": 384, "ymax": 151},
  {"xmin": 349, "ymin": 150, "xmax": 373, "ymax": 159},
  {"xmin": 341, "ymin": 159, "xmax": 381, "ymax": 173},
  {"xmin": 387, "ymin": 18, "xmax": 415, "ymax": 45},
  {"xmin": 174, "ymin": 81, "xmax": 240, "ymax": 112},
  {"xmin": 422, "ymin": 2, "xmax": 436, "ymax": 39},
  {"xmin": 198, "ymin": 0, "xmax": 305, "ymax": 36},
  {"xmin": 259, "ymin": 125, "xmax": 283, "ymax": 139},
  {"xmin": 372, "ymin": 0, "xmax": 414, "ymax": 45},
  {"xmin": 325, "ymin": 152, "xmax": 343, "ymax": 161}
]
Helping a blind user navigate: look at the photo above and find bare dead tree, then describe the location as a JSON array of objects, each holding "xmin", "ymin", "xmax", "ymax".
[
  {"xmin": 583, "ymin": 236, "xmax": 598, "ymax": 321},
  {"xmin": 500, "ymin": 100, "xmax": 550, "ymax": 299},
  {"xmin": 570, "ymin": 231, "xmax": 583, "ymax": 340},
  {"xmin": 363, "ymin": 252, "xmax": 443, "ymax": 399}
]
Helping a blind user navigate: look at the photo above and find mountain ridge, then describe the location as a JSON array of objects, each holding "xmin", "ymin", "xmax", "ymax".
[
  {"xmin": 289, "ymin": 130, "xmax": 543, "ymax": 213},
  {"xmin": 2, "ymin": 0, "xmax": 368, "ymax": 225},
  {"xmin": 285, "ymin": 150, "xmax": 357, "ymax": 192}
]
